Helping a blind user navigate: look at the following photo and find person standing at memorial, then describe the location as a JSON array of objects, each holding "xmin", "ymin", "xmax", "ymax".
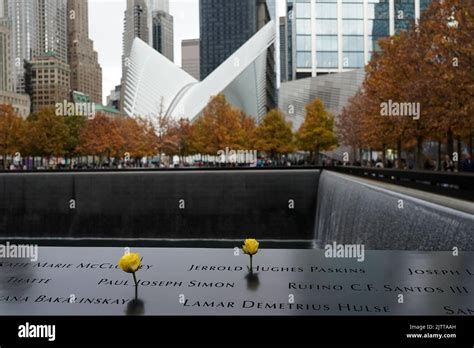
[
  {"xmin": 443, "ymin": 155, "xmax": 455, "ymax": 172},
  {"xmin": 461, "ymin": 153, "xmax": 474, "ymax": 172}
]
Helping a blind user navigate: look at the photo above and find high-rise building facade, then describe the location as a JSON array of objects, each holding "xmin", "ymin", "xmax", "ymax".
[
  {"xmin": 0, "ymin": 2, "xmax": 30, "ymax": 117},
  {"xmin": 123, "ymin": 0, "xmax": 171, "ymax": 73},
  {"xmin": 0, "ymin": 17, "xmax": 11, "ymax": 91},
  {"xmin": 0, "ymin": 0, "xmax": 7, "ymax": 18},
  {"xmin": 8, "ymin": 0, "xmax": 37, "ymax": 93},
  {"xmin": 181, "ymin": 39, "xmax": 200, "ymax": 80},
  {"xmin": 122, "ymin": 0, "xmax": 171, "ymax": 109},
  {"xmin": 199, "ymin": 0, "xmax": 277, "ymax": 117},
  {"xmin": 35, "ymin": 0, "xmax": 68, "ymax": 64},
  {"xmin": 123, "ymin": 0, "xmax": 150, "ymax": 73},
  {"xmin": 67, "ymin": 0, "xmax": 102, "ymax": 103},
  {"xmin": 291, "ymin": 0, "xmax": 432, "ymax": 78},
  {"xmin": 152, "ymin": 10, "xmax": 174, "ymax": 62},
  {"xmin": 25, "ymin": 55, "xmax": 70, "ymax": 112},
  {"xmin": 107, "ymin": 85, "xmax": 122, "ymax": 111},
  {"xmin": 8, "ymin": 0, "xmax": 69, "ymax": 97},
  {"xmin": 280, "ymin": 16, "xmax": 290, "ymax": 82},
  {"xmin": 199, "ymin": 0, "xmax": 259, "ymax": 80}
]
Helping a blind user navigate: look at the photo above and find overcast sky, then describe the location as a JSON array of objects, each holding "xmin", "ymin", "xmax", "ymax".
[{"xmin": 89, "ymin": 0, "xmax": 283, "ymax": 104}]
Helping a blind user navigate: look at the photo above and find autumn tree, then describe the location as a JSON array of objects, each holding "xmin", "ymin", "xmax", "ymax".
[
  {"xmin": 77, "ymin": 113, "xmax": 125, "ymax": 164},
  {"xmin": 337, "ymin": 93, "xmax": 366, "ymax": 163},
  {"xmin": 0, "ymin": 105, "xmax": 25, "ymax": 169},
  {"xmin": 64, "ymin": 116, "xmax": 87, "ymax": 159},
  {"xmin": 166, "ymin": 118, "xmax": 195, "ymax": 157},
  {"xmin": 412, "ymin": 0, "xmax": 474, "ymax": 168},
  {"xmin": 239, "ymin": 111, "xmax": 257, "ymax": 149},
  {"xmin": 297, "ymin": 98, "xmax": 337, "ymax": 164},
  {"xmin": 116, "ymin": 117, "xmax": 157, "ymax": 160},
  {"xmin": 22, "ymin": 108, "xmax": 70, "ymax": 162},
  {"xmin": 191, "ymin": 95, "xmax": 246, "ymax": 154},
  {"xmin": 338, "ymin": 0, "xmax": 474, "ymax": 169},
  {"xmin": 254, "ymin": 109, "xmax": 294, "ymax": 160}
]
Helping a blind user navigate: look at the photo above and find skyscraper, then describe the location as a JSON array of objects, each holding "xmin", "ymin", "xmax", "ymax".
[
  {"xmin": 121, "ymin": 0, "xmax": 171, "ymax": 109},
  {"xmin": 8, "ymin": 0, "xmax": 37, "ymax": 93},
  {"xmin": 152, "ymin": 10, "xmax": 174, "ymax": 62},
  {"xmin": 25, "ymin": 55, "xmax": 70, "ymax": 112},
  {"xmin": 200, "ymin": 0, "xmax": 259, "ymax": 80},
  {"xmin": 181, "ymin": 39, "xmax": 200, "ymax": 80},
  {"xmin": 280, "ymin": 16, "xmax": 289, "ymax": 83},
  {"xmin": 0, "ymin": 0, "xmax": 7, "ymax": 18},
  {"xmin": 291, "ymin": 0, "xmax": 432, "ymax": 79},
  {"xmin": 199, "ymin": 0, "xmax": 277, "ymax": 118},
  {"xmin": 0, "ymin": 1, "xmax": 30, "ymax": 117},
  {"xmin": 0, "ymin": 7, "xmax": 11, "ymax": 92},
  {"xmin": 35, "ymin": 0, "xmax": 68, "ymax": 64},
  {"xmin": 67, "ymin": 0, "xmax": 102, "ymax": 103},
  {"xmin": 123, "ymin": 0, "xmax": 171, "ymax": 74}
]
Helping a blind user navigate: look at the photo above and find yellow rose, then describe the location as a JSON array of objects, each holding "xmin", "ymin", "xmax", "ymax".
[
  {"xmin": 243, "ymin": 239, "xmax": 259, "ymax": 256},
  {"xmin": 119, "ymin": 252, "xmax": 142, "ymax": 273}
]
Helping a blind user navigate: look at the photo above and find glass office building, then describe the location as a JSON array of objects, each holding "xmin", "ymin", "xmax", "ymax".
[{"xmin": 292, "ymin": 0, "xmax": 432, "ymax": 78}]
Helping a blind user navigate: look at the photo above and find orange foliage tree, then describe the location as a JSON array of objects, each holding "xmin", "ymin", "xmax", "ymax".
[
  {"xmin": 190, "ymin": 95, "xmax": 252, "ymax": 154},
  {"xmin": 338, "ymin": 0, "xmax": 474, "ymax": 169},
  {"xmin": 0, "ymin": 105, "xmax": 25, "ymax": 169}
]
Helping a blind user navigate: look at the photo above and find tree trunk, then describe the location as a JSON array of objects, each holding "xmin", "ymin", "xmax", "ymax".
[
  {"xmin": 416, "ymin": 137, "xmax": 423, "ymax": 170},
  {"xmin": 456, "ymin": 136, "xmax": 462, "ymax": 172},
  {"xmin": 315, "ymin": 146, "xmax": 320, "ymax": 165},
  {"xmin": 469, "ymin": 131, "xmax": 473, "ymax": 158},
  {"xmin": 382, "ymin": 144, "xmax": 386, "ymax": 165},
  {"xmin": 397, "ymin": 140, "xmax": 402, "ymax": 160},
  {"xmin": 437, "ymin": 140, "xmax": 442, "ymax": 171},
  {"xmin": 447, "ymin": 129, "xmax": 454, "ymax": 160}
]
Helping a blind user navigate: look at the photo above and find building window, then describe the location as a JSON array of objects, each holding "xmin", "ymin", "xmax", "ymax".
[
  {"xmin": 316, "ymin": 19, "xmax": 338, "ymax": 35},
  {"xmin": 296, "ymin": 2, "xmax": 311, "ymax": 18},
  {"xmin": 316, "ymin": 52, "xmax": 338, "ymax": 68},
  {"xmin": 316, "ymin": 35, "xmax": 338, "ymax": 51},
  {"xmin": 297, "ymin": 35, "xmax": 312, "ymax": 50},
  {"xmin": 297, "ymin": 51, "xmax": 312, "ymax": 68},
  {"xmin": 342, "ymin": 20, "xmax": 364, "ymax": 35},
  {"xmin": 368, "ymin": 20, "xmax": 390, "ymax": 38},
  {"xmin": 296, "ymin": 19, "xmax": 311, "ymax": 34},
  {"xmin": 368, "ymin": 36, "xmax": 383, "ymax": 52},
  {"xmin": 315, "ymin": 3, "xmax": 337, "ymax": 19},
  {"xmin": 395, "ymin": 0, "xmax": 415, "ymax": 33},
  {"xmin": 343, "ymin": 52, "xmax": 365, "ymax": 68},
  {"xmin": 342, "ymin": 3, "xmax": 364, "ymax": 19},
  {"xmin": 343, "ymin": 36, "xmax": 364, "ymax": 51}
]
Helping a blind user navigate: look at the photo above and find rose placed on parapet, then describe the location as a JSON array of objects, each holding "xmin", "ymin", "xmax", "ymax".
[
  {"xmin": 119, "ymin": 252, "xmax": 141, "ymax": 288},
  {"xmin": 242, "ymin": 239, "xmax": 259, "ymax": 272}
]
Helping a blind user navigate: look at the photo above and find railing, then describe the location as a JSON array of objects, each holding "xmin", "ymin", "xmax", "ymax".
[
  {"xmin": 330, "ymin": 166, "xmax": 474, "ymax": 202},
  {"xmin": 0, "ymin": 166, "xmax": 324, "ymax": 174}
]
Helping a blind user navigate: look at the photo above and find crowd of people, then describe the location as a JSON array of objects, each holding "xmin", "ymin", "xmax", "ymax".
[{"xmin": 1, "ymin": 153, "xmax": 474, "ymax": 173}]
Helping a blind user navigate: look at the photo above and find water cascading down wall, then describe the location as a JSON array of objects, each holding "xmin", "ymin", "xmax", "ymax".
[{"xmin": 0, "ymin": 169, "xmax": 472, "ymax": 250}]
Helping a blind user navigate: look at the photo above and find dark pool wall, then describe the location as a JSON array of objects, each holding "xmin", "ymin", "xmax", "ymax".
[
  {"xmin": 0, "ymin": 170, "xmax": 320, "ymax": 240},
  {"xmin": 315, "ymin": 171, "xmax": 474, "ymax": 251}
]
